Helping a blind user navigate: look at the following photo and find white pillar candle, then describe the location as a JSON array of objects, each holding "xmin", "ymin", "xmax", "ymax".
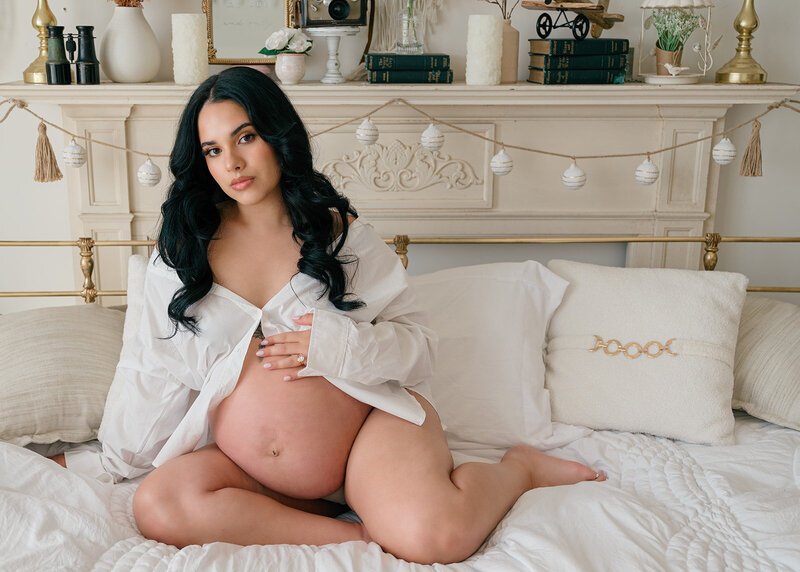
[
  {"xmin": 171, "ymin": 14, "xmax": 209, "ymax": 85},
  {"xmin": 466, "ymin": 15, "xmax": 503, "ymax": 86}
]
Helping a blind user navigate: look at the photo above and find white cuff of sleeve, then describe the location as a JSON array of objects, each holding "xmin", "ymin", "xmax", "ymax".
[
  {"xmin": 303, "ymin": 308, "xmax": 350, "ymax": 379},
  {"xmin": 64, "ymin": 449, "xmax": 115, "ymax": 484}
]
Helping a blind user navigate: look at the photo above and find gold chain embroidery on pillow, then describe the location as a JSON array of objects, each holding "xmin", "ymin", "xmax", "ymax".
[{"xmin": 589, "ymin": 335, "xmax": 677, "ymax": 359}]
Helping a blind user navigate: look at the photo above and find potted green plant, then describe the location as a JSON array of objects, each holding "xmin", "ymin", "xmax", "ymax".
[{"xmin": 650, "ymin": 8, "xmax": 699, "ymax": 75}]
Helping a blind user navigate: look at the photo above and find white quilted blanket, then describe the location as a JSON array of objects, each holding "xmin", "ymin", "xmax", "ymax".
[{"xmin": 2, "ymin": 413, "xmax": 798, "ymax": 572}]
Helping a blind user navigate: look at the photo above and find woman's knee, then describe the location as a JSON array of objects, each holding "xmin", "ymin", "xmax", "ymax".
[
  {"xmin": 374, "ymin": 510, "xmax": 477, "ymax": 565},
  {"xmin": 133, "ymin": 467, "xmax": 190, "ymax": 545}
]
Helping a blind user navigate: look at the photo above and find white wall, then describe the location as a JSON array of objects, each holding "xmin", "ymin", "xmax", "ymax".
[{"xmin": 1, "ymin": 0, "xmax": 798, "ymax": 313}]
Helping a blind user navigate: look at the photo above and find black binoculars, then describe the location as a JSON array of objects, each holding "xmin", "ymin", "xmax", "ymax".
[{"xmin": 46, "ymin": 25, "xmax": 100, "ymax": 85}]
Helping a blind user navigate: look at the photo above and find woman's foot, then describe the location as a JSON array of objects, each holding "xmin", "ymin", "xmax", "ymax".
[{"xmin": 502, "ymin": 445, "xmax": 606, "ymax": 490}]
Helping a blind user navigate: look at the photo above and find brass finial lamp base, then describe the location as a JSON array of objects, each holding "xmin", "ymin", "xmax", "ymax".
[
  {"xmin": 23, "ymin": 0, "xmax": 58, "ymax": 84},
  {"xmin": 716, "ymin": 0, "xmax": 767, "ymax": 84}
]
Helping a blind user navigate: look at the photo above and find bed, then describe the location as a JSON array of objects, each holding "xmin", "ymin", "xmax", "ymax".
[{"xmin": 1, "ymin": 233, "xmax": 799, "ymax": 572}]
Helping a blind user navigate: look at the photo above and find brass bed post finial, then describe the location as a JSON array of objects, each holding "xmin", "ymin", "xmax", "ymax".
[
  {"xmin": 704, "ymin": 233, "xmax": 722, "ymax": 271},
  {"xmin": 77, "ymin": 237, "xmax": 97, "ymax": 303},
  {"xmin": 393, "ymin": 235, "xmax": 410, "ymax": 269}
]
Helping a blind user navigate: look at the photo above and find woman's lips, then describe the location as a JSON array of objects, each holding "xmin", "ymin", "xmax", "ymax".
[{"xmin": 231, "ymin": 177, "xmax": 254, "ymax": 191}]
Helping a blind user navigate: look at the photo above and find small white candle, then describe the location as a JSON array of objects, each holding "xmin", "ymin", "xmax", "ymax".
[
  {"xmin": 466, "ymin": 15, "xmax": 503, "ymax": 86},
  {"xmin": 171, "ymin": 14, "xmax": 209, "ymax": 85}
]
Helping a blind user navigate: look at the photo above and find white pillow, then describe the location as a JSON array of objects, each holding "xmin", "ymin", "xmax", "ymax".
[
  {"xmin": 0, "ymin": 304, "xmax": 124, "ymax": 446},
  {"xmin": 410, "ymin": 261, "xmax": 568, "ymax": 450},
  {"xmin": 545, "ymin": 260, "xmax": 748, "ymax": 445},
  {"xmin": 733, "ymin": 295, "xmax": 800, "ymax": 430},
  {"xmin": 100, "ymin": 254, "xmax": 148, "ymax": 425}
]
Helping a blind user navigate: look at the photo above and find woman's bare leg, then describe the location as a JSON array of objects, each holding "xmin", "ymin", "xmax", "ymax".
[
  {"xmin": 133, "ymin": 443, "xmax": 365, "ymax": 548},
  {"xmin": 344, "ymin": 392, "xmax": 605, "ymax": 565}
]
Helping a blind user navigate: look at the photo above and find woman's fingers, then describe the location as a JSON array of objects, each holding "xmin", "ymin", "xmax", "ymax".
[
  {"xmin": 260, "ymin": 328, "xmax": 311, "ymax": 347},
  {"xmin": 260, "ymin": 354, "xmax": 308, "ymax": 371}
]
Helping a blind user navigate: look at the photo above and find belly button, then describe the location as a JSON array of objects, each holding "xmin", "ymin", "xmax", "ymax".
[{"xmin": 271, "ymin": 449, "xmax": 280, "ymax": 457}]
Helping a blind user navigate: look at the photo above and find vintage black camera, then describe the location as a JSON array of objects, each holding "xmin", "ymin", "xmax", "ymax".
[{"xmin": 299, "ymin": 0, "xmax": 366, "ymax": 27}]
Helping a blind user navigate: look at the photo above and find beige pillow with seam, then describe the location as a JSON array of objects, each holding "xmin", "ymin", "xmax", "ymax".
[
  {"xmin": 733, "ymin": 294, "xmax": 800, "ymax": 430},
  {"xmin": 0, "ymin": 304, "xmax": 124, "ymax": 446}
]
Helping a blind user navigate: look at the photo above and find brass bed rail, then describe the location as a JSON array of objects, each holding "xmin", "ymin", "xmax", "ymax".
[{"xmin": 1, "ymin": 234, "xmax": 799, "ymax": 302}]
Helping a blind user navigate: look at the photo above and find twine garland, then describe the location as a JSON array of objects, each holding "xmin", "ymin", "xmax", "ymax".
[{"xmin": 2, "ymin": 96, "xmax": 799, "ymax": 183}]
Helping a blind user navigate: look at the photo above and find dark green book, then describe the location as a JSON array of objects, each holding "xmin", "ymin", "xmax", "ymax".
[
  {"xmin": 365, "ymin": 53, "xmax": 451, "ymax": 71},
  {"xmin": 527, "ymin": 68, "xmax": 625, "ymax": 85},
  {"xmin": 368, "ymin": 69, "xmax": 453, "ymax": 84},
  {"xmin": 528, "ymin": 53, "xmax": 627, "ymax": 70},
  {"xmin": 528, "ymin": 38, "xmax": 630, "ymax": 56}
]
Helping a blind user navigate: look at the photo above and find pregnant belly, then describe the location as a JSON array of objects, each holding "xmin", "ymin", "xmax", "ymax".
[{"xmin": 209, "ymin": 337, "xmax": 372, "ymax": 499}]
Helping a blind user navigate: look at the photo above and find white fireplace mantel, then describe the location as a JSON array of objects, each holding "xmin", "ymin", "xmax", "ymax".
[{"xmin": 1, "ymin": 80, "xmax": 797, "ymax": 297}]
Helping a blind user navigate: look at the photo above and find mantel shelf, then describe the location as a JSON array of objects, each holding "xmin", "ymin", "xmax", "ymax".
[{"xmin": 1, "ymin": 80, "xmax": 797, "ymax": 107}]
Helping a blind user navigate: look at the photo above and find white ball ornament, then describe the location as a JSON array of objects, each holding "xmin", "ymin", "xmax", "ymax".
[
  {"xmin": 562, "ymin": 161, "xmax": 586, "ymax": 190},
  {"xmin": 137, "ymin": 157, "xmax": 162, "ymax": 187},
  {"xmin": 62, "ymin": 138, "xmax": 87, "ymax": 168},
  {"xmin": 712, "ymin": 137, "xmax": 737, "ymax": 165},
  {"xmin": 420, "ymin": 123, "xmax": 444, "ymax": 152},
  {"xmin": 634, "ymin": 157, "xmax": 659, "ymax": 185},
  {"xmin": 355, "ymin": 117, "xmax": 379, "ymax": 146},
  {"xmin": 490, "ymin": 148, "xmax": 513, "ymax": 176}
]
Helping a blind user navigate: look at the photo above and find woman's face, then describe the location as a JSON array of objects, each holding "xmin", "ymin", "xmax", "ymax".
[{"xmin": 197, "ymin": 99, "xmax": 282, "ymax": 208}]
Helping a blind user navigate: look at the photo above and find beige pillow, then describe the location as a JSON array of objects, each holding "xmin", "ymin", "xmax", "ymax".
[
  {"xmin": 733, "ymin": 295, "xmax": 800, "ymax": 430},
  {"xmin": 545, "ymin": 260, "xmax": 748, "ymax": 445},
  {"xmin": 0, "ymin": 304, "xmax": 124, "ymax": 446}
]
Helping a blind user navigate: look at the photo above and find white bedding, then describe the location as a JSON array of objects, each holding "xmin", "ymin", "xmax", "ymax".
[{"xmin": 2, "ymin": 413, "xmax": 798, "ymax": 572}]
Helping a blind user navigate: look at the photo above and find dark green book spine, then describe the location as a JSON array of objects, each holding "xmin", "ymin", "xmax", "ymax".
[
  {"xmin": 529, "ymin": 54, "xmax": 627, "ymax": 70},
  {"xmin": 527, "ymin": 68, "xmax": 626, "ymax": 85},
  {"xmin": 368, "ymin": 69, "xmax": 454, "ymax": 84},
  {"xmin": 365, "ymin": 53, "xmax": 451, "ymax": 71},
  {"xmin": 528, "ymin": 39, "xmax": 630, "ymax": 56}
]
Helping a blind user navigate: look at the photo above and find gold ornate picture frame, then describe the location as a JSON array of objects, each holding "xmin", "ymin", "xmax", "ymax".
[{"xmin": 203, "ymin": 0, "xmax": 295, "ymax": 65}]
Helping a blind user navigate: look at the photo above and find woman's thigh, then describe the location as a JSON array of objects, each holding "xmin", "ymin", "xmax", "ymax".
[{"xmin": 343, "ymin": 392, "xmax": 455, "ymax": 532}]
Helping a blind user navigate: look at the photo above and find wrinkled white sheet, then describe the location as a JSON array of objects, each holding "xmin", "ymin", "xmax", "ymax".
[{"xmin": 2, "ymin": 413, "xmax": 798, "ymax": 572}]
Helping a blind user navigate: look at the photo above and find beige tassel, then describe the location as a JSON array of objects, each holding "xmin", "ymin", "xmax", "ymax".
[
  {"xmin": 739, "ymin": 119, "xmax": 763, "ymax": 177},
  {"xmin": 34, "ymin": 121, "xmax": 63, "ymax": 183}
]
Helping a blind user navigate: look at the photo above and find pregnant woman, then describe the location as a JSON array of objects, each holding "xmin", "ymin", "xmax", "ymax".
[{"xmin": 57, "ymin": 67, "xmax": 605, "ymax": 565}]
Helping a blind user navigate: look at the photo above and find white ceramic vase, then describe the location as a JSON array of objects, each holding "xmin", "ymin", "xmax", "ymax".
[
  {"xmin": 274, "ymin": 53, "xmax": 306, "ymax": 85},
  {"xmin": 99, "ymin": 6, "xmax": 161, "ymax": 83}
]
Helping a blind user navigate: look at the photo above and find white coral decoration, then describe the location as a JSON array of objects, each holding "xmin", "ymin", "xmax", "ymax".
[
  {"xmin": 265, "ymin": 28, "xmax": 291, "ymax": 51},
  {"xmin": 287, "ymin": 33, "xmax": 312, "ymax": 54}
]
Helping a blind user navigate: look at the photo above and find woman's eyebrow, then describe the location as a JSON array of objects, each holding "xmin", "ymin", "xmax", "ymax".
[{"xmin": 200, "ymin": 122, "xmax": 253, "ymax": 147}]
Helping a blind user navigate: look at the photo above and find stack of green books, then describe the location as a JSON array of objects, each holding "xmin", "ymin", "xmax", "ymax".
[
  {"xmin": 366, "ymin": 53, "xmax": 453, "ymax": 84},
  {"xmin": 527, "ymin": 39, "xmax": 629, "ymax": 85}
]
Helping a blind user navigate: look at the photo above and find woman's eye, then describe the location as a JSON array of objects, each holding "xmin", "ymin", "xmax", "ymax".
[
  {"xmin": 204, "ymin": 147, "xmax": 220, "ymax": 157},
  {"xmin": 240, "ymin": 133, "xmax": 255, "ymax": 144}
]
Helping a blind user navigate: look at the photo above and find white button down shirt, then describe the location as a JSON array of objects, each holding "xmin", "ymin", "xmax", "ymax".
[{"xmin": 66, "ymin": 218, "xmax": 437, "ymax": 483}]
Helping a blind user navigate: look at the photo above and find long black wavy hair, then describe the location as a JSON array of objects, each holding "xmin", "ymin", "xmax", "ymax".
[{"xmin": 157, "ymin": 67, "xmax": 361, "ymax": 336}]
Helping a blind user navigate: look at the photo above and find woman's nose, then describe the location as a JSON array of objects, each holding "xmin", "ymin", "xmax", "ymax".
[{"xmin": 226, "ymin": 149, "xmax": 244, "ymax": 171}]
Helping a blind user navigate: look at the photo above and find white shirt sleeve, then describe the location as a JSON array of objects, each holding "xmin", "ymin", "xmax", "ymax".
[
  {"xmin": 302, "ymin": 222, "xmax": 437, "ymax": 388},
  {"xmin": 66, "ymin": 263, "xmax": 198, "ymax": 484}
]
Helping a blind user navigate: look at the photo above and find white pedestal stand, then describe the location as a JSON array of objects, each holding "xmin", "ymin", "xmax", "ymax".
[{"xmin": 307, "ymin": 27, "xmax": 359, "ymax": 84}]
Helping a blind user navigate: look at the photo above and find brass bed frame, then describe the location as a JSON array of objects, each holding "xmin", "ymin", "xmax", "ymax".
[{"xmin": 1, "ymin": 234, "xmax": 799, "ymax": 303}]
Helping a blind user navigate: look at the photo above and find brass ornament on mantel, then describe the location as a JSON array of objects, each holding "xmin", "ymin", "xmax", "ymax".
[
  {"xmin": 716, "ymin": 0, "xmax": 767, "ymax": 84},
  {"xmin": 23, "ymin": 0, "xmax": 58, "ymax": 84}
]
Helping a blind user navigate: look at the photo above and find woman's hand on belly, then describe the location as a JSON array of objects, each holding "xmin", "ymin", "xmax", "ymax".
[
  {"xmin": 255, "ymin": 313, "xmax": 313, "ymax": 381},
  {"xmin": 209, "ymin": 337, "xmax": 372, "ymax": 500}
]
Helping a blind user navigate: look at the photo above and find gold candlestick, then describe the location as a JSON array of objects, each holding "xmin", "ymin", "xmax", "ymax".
[
  {"xmin": 23, "ymin": 0, "xmax": 58, "ymax": 84},
  {"xmin": 716, "ymin": 0, "xmax": 767, "ymax": 84}
]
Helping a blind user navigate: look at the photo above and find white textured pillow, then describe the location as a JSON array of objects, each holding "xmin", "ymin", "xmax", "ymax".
[
  {"xmin": 733, "ymin": 295, "xmax": 800, "ymax": 430},
  {"xmin": 410, "ymin": 261, "xmax": 568, "ymax": 450},
  {"xmin": 545, "ymin": 260, "xmax": 748, "ymax": 445},
  {"xmin": 0, "ymin": 304, "xmax": 124, "ymax": 446}
]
